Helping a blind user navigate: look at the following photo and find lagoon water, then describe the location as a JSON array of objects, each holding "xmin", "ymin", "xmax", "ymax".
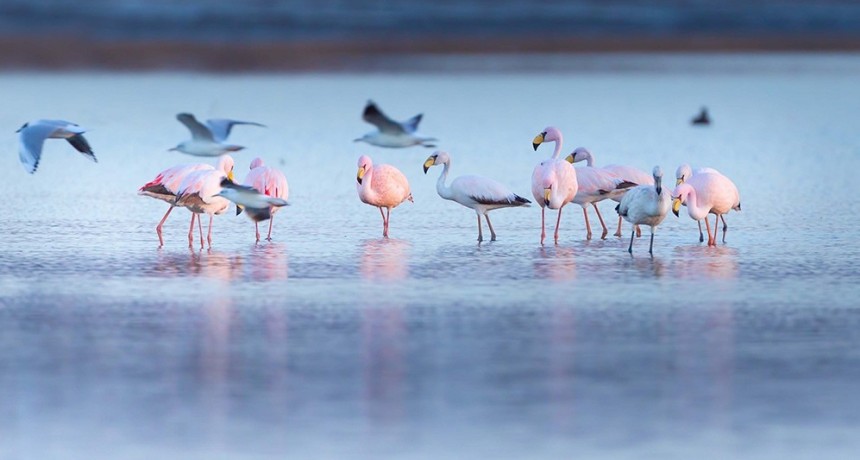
[{"xmin": 0, "ymin": 54, "xmax": 859, "ymax": 459}]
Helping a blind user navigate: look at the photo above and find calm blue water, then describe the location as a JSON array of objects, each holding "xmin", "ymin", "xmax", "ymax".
[{"xmin": 0, "ymin": 54, "xmax": 859, "ymax": 458}]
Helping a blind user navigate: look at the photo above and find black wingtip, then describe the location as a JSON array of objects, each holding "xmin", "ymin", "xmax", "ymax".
[{"xmin": 617, "ymin": 181, "xmax": 637, "ymax": 189}]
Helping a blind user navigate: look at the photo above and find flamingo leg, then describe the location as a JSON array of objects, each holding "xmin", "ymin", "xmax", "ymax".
[
  {"xmin": 255, "ymin": 222, "xmax": 260, "ymax": 242},
  {"xmin": 554, "ymin": 206, "xmax": 564, "ymax": 244},
  {"xmin": 207, "ymin": 214, "xmax": 213, "ymax": 248},
  {"xmin": 720, "ymin": 215, "xmax": 728, "ymax": 243},
  {"xmin": 635, "ymin": 224, "xmax": 642, "ymax": 238},
  {"xmin": 198, "ymin": 215, "xmax": 204, "ymax": 249},
  {"xmin": 386, "ymin": 208, "xmax": 391, "ymax": 237},
  {"xmin": 592, "ymin": 203, "xmax": 608, "ymax": 239},
  {"xmin": 649, "ymin": 228, "xmax": 655, "ymax": 256},
  {"xmin": 477, "ymin": 214, "xmax": 483, "ymax": 243},
  {"xmin": 582, "ymin": 207, "xmax": 592, "ymax": 240},
  {"xmin": 615, "ymin": 215, "xmax": 623, "ymax": 237},
  {"xmin": 628, "ymin": 229, "xmax": 635, "ymax": 254},
  {"xmin": 378, "ymin": 207, "xmax": 387, "ymax": 238},
  {"xmin": 697, "ymin": 220, "xmax": 704, "ymax": 243},
  {"xmin": 156, "ymin": 205, "xmax": 174, "ymax": 247},
  {"xmin": 704, "ymin": 216, "xmax": 714, "ymax": 246},
  {"xmin": 485, "ymin": 213, "xmax": 497, "ymax": 241},
  {"xmin": 540, "ymin": 207, "xmax": 546, "ymax": 245},
  {"xmin": 188, "ymin": 212, "xmax": 196, "ymax": 248},
  {"xmin": 714, "ymin": 214, "xmax": 720, "ymax": 245},
  {"xmin": 267, "ymin": 215, "xmax": 274, "ymax": 241}
]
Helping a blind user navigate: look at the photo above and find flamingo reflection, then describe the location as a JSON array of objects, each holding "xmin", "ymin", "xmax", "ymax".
[{"xmin": 360, "ymin": 238, "xmax": 410, "ymax": 282}]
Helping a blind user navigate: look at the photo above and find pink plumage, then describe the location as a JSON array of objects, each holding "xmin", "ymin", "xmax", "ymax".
[{"xmin": 242, "ymin": 157, "xmax": 290, "ymax": 241}]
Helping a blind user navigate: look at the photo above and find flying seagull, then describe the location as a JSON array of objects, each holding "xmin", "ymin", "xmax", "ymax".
[
  {"xmin": 218, "ymin": 178, "xmax": 289, "ymax": 223},
  {"xmin": 17, "ymin": 119, "xmax": 97, "ymax": 174},
  {"xmin": 354, "ymin": 101, "xmax": 437, "ymax": 148},
  {"xmin": 170, "ymin": 113, "xmax": 263, "ymax": 157}
]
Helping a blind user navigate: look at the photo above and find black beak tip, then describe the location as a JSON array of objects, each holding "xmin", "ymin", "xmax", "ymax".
[
  {"xmin": 532, "ymin": 143, "xmax": 539, "ymax": 151},
  {"xmin": 672, "ymin": 209, "xmax": 679, "ymax": 217},
  {"xmin": 356, "ymin": 177, "xmax": 362, "ymax": 185},
  {"xmin": 423, "ymin": 166, "xmax": 429, "ymax": 174}
]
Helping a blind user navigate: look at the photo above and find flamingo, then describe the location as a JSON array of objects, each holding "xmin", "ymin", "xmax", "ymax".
[
  {"xmin": 139, "ymin": 162, "xmax": 213, "ymax": 247},
  {"xmin": 356, "ymin": 155, "xmax": 413, "ymax": 238},
  {"xmin": 423, "ymin": 151, "xmax": 530, "ymax": 242},
  {"xmin": 675, "ymin": 164, "xmax": 731, "ymax": 243},
  {"xmin": 241, "ymin": 157, "xmax": 290, "ymax": 242},
  {"xmin": 672, "ymin": 171, "xmax": 741, "ymax": 246},
  {"xmin": 566, "ymin": 147, "xmax": 653, "ymax": 237},
  {"xmin": 170, "ymin": 113, "xmax": 246, "ymax": 157},
  {"xmin": 354, "ymin": 101, "xmax": 437, "ymax": 148},
  {"xmin": 17, "ymin": 119, "xmax": 96, "ymax": 174},
  {"xmin": 617, "ymin": 166, "xmax": 671, "ymax": 255},
  {"xmin": 532, "ymin": 127, "xmax": 578, "ymax": 245},
  {"xmin": 174, "ymin": 155, "xmax": 235, "ymax": 248},
  {"xmin": 569, "ymin": 166, "xmax": 636, "ymax": 240}
]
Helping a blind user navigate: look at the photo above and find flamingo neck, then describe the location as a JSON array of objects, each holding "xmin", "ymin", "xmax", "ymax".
[
  {"xmin": 584, "ymin": 150, "xmax": 594, "ymax": 167},
  {"xmin": 360, "ymin": 167, "xmax": 375, "ymax": 199},
  {"xmin": 436, "ymin": 161, "xmax": 454, "ymax": 200},
  {"xmin": 685, "ymin": 188, "xmax": 709, "ymax": 220},
  {"xmin": 550, "ymin": 133, "xmax": 563, "ymax": 160}
]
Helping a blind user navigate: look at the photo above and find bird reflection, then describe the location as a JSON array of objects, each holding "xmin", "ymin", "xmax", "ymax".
[
  {"xmin": 622, "ymin": 254, "xmax": 666, "ymax": 278},
  {"xmin": 360, "ymin": 238, "xmax": 410, "ymax": 282},
  {"xmin": 238, "ymin": 243, "xmax": 289, "ymax": 281},
  {"xmin": 670, "ymin": 245, "xmax": 739, "ymax": 280},
  {"xmin": 533, "ymin": 246, "xmax": 577, "ymax": 281}
]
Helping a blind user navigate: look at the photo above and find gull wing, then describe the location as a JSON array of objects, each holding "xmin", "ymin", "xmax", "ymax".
[
  {"xmin": 205, "ymin": 119, "xmax": 266, "ymax": 142},
  {"xmin": 66, "ymin": 134, "xmax": 97, "ymax": 163},
  {"xmin": 18, "ymin": 123, "xmax": 62, "ymax": 174},
  {"xmin": 362, "ymin": 101, "xmax": 406, "ymax": 134},
  {"xmin": 177, "ymin": 113, "xmax": 214, "ymax": 141}
]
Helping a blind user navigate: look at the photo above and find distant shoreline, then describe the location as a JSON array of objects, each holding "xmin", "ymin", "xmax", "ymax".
[{"xmin": 2, "ymin": 35, "xmax": 860, "ymax": 71}]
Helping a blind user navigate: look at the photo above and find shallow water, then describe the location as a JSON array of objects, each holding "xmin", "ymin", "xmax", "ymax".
[{"xmin": 1, "ymin": 54, "xmax": 859, "ymax": 459}]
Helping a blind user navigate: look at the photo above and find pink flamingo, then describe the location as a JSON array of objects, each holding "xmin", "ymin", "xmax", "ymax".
[
  {"xmin": 531, "ymin": 127, "xmax": 578, "ymax": 245},
  {"xmin": 356, "ymin": 155, "xmax": 413, "ymax": 238},
  {"xmin": 139, "ymin": 162, "xmax": 213, "ymax": 247},
  {"xmin": 242, "ymin": 157, "xmax": 290, "ymax": 242},
  {"xmin": 566, "ymin": 147, "xmax": 653, "ymax": 237},
  {"xmin": 671, "ymin": 171, "xmax": 741, "ymax": 246},
  {"xmin": 675, "ymin": 164, "xmax": 729, "ymax": 242},
  {"xmin": 175, "ymin": 155, "xmax": 235, "ymax": 248}
]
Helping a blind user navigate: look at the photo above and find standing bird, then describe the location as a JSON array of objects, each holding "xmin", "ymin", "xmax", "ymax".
[
  {"xmin": 16, "ymin": 119, "xmax": 96, "ymax": 174},
  {"xmin": 170, "ymin": 113, "xmax": 249, "ymax": 157},
  {"xmin": 617, "ymin": 166, "xmax": 671, "ymax": 255},
  {"xmin": 672, "ymin": 171, "xmax": 741, "ymax": 246},
  {"xmin": 568, "ymin": 165, "xmax": 636, "ymax": 240},
  {"xmin": 532, "ymin": 127, "xmax": 578, "ymax": 245},
  {"xmin": 356, "ymin": 155, "xmax": 413, "ymax": 238},
  {"xmin": 175, "ymin": 155, "xmax": 236, "ymax": 248},
  {"xmin": 566, "ymin": 147, "xmax": 653, "ymax": 237},
  {"xmin": 675, "ymin": 164, "xmax": 734, "ymax": 243},
  {"xmin": 139, "ymin": 162, "xmax": 213, "ymax": 247},
  {"xmin": 423, "ymin": 151, "xmax": 530, "ymax": 242},
  {"xmin": 240, "ymin": 157, "xmax": 290, "ymax": 242},
  {"xmin": 354, "ymin": 101, "xmax": 437, "ymax": 148}
]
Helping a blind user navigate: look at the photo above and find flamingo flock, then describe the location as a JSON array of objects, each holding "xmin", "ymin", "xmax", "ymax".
[{"xmin": 17, "ymin": 101, "xmax": 742, "ymax": 255}]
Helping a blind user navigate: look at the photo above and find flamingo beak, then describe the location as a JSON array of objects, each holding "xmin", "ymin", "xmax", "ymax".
[
  {"xmin": 672, "ymin": 198, "xmax": 681, "ymax": 217},
  {"xmin": 532, "ymin": 133, "xmax": 545, "ymax": 151},
  {"xmin": 676, "ymin": 178, "xmax": 683, "ymax": 186},
  {"xmin": 543, "ymin": 188, "xmax": 552, "ymax": 206},
  {"xmin": 564, "ymin": 153, "xmax": 574, "ymax": 164},
  {"xmin": 357, "ymin": 166, "xmax": 365, "ymax": 184},
  {"xmin": 423, "ymin": 156, "xmax": 435, "ymax": 174},
  {"xmin": 227, "ymin": 170, "xmax": 235, "ymax": 182}
]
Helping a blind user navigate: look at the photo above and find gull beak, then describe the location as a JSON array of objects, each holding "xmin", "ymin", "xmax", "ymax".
[
  {"xmin": 543, "ymin": 188, "xmax": 552, "ymax": 206},
  {"xmin": 168, "ymin": 147, "xmax": 178, "ymax": 152},
  {"xmin": 532, "ymin": 133, "xmax": 545, "ymax": 151},
  {"xmin": 564, "ymin": 153, "xmax": 574, "ymax": 164},
  {"xmin": 676, "ymin": 178, "xmax": 683, "ymax": 186},
  {"xmin": 672, "ymin": 198, "xmax": 681, "ymax": 217},
  {"xmin": 423, "ymin": 156, "xmax": 435, "ymax": 174},
  {"xmin": 357, "ymin": 166, "xmax": 365, "ymax": 184}
]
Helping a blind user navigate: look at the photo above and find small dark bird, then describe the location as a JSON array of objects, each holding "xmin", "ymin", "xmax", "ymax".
[{"xmin": 692, "ymin": 107, "xmax": 711, "ymax": 126}]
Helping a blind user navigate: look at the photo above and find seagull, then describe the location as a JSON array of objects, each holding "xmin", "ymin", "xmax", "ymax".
[
  {"xmin": 354, "ymin": 101, "xmax": 437, "ymax": 148},
  {"xmin": 204, "ymin": 118, "xmax": 266, "ymax": 143},
  {"xmin": 16, "ymin": 119, "xmax": 96, "ymax": 174},
  {"xmin": 217, "ymin": 179, "xmax": 289, "ymax": 233},
  {"xmin": 170, "ymin": 113, "xmax": 247, "ymax": 157},
  {"xmin": 139, "ymin": 162, "xmax": 214, "ymax": 247},
  {"xmin": 356, "ymin": 155, "xmax": 413, "ymax": 238},
  {"xmin": 236, "ymin": 157, "xmax": 290, "ymax": 241},
  {"xmin": 174, "ymin": 155, "xmax": 235, "ymax": 248},
  {"xmin": 566, "ymin": 147, "xmax": 653, "ymax": 237},
  {"xmin": 692, "ymin": 107, "xmax": 711, "ymax": 126},
  {"xmin": 423, "ymin": 151, "xmax": 530, "ymax": 242},
  {"xmin": 531, "ymin": 127, "xmax": 578, "ymax": 245},
  {"xmin": 672, "ymin": 170, "xmax": 741, "ymax": 246},
  {"xmin": 675, "ymin": 164, "xmax": 725, "ymax": 242},
  {"xmin": 617, "ymin": 166, "xmax": 671, "ymax": 255}
]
